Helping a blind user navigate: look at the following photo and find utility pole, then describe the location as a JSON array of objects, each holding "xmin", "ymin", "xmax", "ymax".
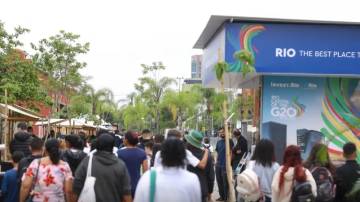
[{"xmin": 176, "ymin": 77, "xmax": 184, "ymax": 93}]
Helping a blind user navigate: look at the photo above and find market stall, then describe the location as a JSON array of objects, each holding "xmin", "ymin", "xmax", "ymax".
[{"xmin": 0, "ymin": 103, "xmax": 44, "ymax": 160}]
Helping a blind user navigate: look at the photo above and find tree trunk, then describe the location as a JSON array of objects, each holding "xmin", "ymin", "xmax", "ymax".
[
  {"xmin": 221, "ymin": 80, "xmax": 235, "ymax": 202},
  {"xmin": 156, "ymin": 108, "xmax": 160, "ymax": 134}
]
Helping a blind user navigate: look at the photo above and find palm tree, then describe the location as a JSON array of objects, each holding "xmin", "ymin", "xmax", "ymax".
[
  {"xmin": 135, "ymin": 68, "xmax": 175, "ymax": 133},
  {"xmin": 81, "ymin": 85, "xmax": 114, "ymax": 116}
]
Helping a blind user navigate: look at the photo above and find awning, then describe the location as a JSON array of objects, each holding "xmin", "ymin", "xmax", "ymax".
[
  {"xmin": 35, "ymin": 119, "xmax": 65, "ymax": 126},
  {"xmin": 0, "ymin": 103, "xmax": 42, "ymax": 120}
]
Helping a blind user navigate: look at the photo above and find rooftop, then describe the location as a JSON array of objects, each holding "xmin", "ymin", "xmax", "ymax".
[{"xmin": 193, "ymin": 15, "xmax": 360, "ymax": 49}]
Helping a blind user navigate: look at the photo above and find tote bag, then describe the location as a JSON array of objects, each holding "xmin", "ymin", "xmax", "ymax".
[{"xmin": 78, "ymin": 153, "xmax": 96, "ymax": 202}]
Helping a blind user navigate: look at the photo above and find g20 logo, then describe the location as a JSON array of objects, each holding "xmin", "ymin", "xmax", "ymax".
[{"xmin": 270, "ymin": 107, "xmax": 298, "ymax": 118}]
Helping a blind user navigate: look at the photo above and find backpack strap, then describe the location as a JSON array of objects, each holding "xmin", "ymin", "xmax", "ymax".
[
  {"xmin": 150, "ymin": 168, "xmax": 157, "ymax": 202},
  {"xmin": 86, "ymin": 153, "xmax": 94, "ymax": 177}
]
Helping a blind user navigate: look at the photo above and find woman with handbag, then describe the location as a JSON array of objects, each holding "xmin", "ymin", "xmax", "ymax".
[{"xmin": 19, "ymin": 139, "xmax": 73, "ymax": 202}]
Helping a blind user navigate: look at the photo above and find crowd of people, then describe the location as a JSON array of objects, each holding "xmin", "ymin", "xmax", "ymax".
[{"xmin": 1, "ymin": 122, "xmax": 360, "ymax": 202}]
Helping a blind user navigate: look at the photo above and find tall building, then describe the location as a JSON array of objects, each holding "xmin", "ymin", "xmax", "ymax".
[
  {"xmin": 191, "ymin": 55, "xmax": 202, "ymax": 79},
  {"xmin": 262, "ymin": 121, "xmax": 287, "ymax": 163},
  {"xmin": 297, "ymin": 129, "xmax": 324, "ymax": 159}
]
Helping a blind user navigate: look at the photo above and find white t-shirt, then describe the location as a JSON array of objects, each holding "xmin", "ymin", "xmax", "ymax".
[
  {"xmin": 153, "ymin": 149, "xmax": 200, "ymax": 168},
  {"xmin": 134, "ymin": 167, "xmax": 201, "ymax": 202}
]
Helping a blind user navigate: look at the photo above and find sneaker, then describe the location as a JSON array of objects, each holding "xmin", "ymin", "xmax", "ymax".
[{"xmin": 215, "ymin": 197, "xmax": 224, "ymax": 201}]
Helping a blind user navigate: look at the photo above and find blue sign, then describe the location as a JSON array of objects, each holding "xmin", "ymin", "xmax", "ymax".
[{"xmin": 225, "ymin": 23, "xmax": 360, "ymax": 76}]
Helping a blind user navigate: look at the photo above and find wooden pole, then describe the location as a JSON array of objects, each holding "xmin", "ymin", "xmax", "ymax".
[
  {"xmin": 4, "ymin": 89, "xmax": 9, "ymax": 161},
  {"xmin": 217, "ymin": 47, "xmax": 235, "ymax": 202}
]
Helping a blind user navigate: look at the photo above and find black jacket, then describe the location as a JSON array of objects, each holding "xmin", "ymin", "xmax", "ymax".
[
  {"xmin": 335, "ymin": 160, "xmax": 360, "ymax": 202},
  {"xmin": 73, "ymin": 151, "xmax": 131, "ymax": 202},
  {"xmin": 62, "ymin": 149, "xmax": 87, "ymax": 174},
  {"xmin": 9, "ymin": 131, "xmax": 32, "ymax": 157},
  {"xmin": 187, "ymin": 147, "xmax": 215, "ymax": 201},
  {"xmin": 232, "ymin": 135, "xmax": 248, "ymax": 169}
]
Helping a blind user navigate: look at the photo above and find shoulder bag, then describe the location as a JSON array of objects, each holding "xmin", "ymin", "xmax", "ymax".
[
  {"xmin": 78, "ymin": 153, "xmax": 96, "ymax": 202},
  {"xmin": 149, "ymin": 168, "xmax": 157, "ymax": 202},
  {"xmin": 25, "ymin": 158, "xmax": 41, "ymax": 202}
]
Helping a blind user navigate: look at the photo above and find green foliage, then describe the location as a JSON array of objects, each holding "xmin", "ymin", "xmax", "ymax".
[
  {"xmin": 0, "ymin": 21, "xmax": 47, "ymax": 105},
  {"xmin": 134, "ymin": 62, "xmax": 175, "ymax": 132},
  {"xmin": 230, "ymin": 94, "xmax": 253, "ymax": 121},
  {"xmin": 234, "ymin": 50, "xmax": 256, "ymax": 77},
  {"xmin": 214, "ymin": 61, "xmax": 229, "ymax": 81},
  {"xmin": 161, "ymin": 88, "xmax": 202, "ymax": 126},
  {"xmin": 122, "ymin": 100, "xmax": 150, "ymax": 130},
  {"xmin": 32, "ymin": 30, "xmax": 89, "ymax": 118},
  {"xmin": 32, "ymin": 30, "xmax": 89, "ymax": 93},
  {"xmin": 63, "ymin": 94, "xmax": 91, "ymax": 118},
  {"xmin": 141, "ymin": 62, "xmax": 165, "ymax": 74}
]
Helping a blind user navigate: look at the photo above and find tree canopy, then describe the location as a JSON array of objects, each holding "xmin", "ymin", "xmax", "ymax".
[{"xmin": 0, "ymin": 21, "xmax": 47, "ymax": 106}]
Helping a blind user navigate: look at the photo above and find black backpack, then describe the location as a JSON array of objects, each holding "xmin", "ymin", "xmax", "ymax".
[
  {"xmin": 291, "ymin": 180, "xmax": 315, "ymax": 202},
  {"xmin": 17, "ymin": 156, "xmax": 37, "ymax": 187},
  {"xmin": 311, "ymin": 167, "xmax": 335, "ymax": 202}
]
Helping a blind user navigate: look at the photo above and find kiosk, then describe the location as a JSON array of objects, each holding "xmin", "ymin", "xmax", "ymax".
[{"xmin": 194, "ymin": 15, "xmax": 360, "ymax": 162}]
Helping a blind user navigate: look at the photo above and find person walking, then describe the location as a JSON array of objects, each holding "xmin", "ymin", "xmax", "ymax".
[
  {"xmin": 231, "ymin": 129, "xmax": 248, "ymax": 171},
  {"xmin": 304, "ymin": 143, "xmax": 336, "ymax": 202},
  {"xmin": 151, "ymin": 134, "xmax": 164, "ymax": 167},
  {"xmin": 17, "ymin": 137, "xmax": 43, "ymax": 187},
  {"xmin": 334, "ymin": 142, "xmax": 360, "ymax": 202},
  {"xmin": 27, "ymin": 126, "xmax": 37, "ymax": 138},
  {"xmin": 153, "ymin": 129, "xmax": 209, "ymax": 169},
  {"xmin": 10, "ymin": 122, "xmax": 32, "ymax": 157},
  {"xmin": 73, "ymin": 133, "xmax": 132, "ymax": 202},
  {"xmin": 1, "ymin": 151, "xmax": 24, "ymax": 202},
  {"xmin": 20, "ymin": 139, "xmax": 73, "ymax": 202},
  {"xmin": 134, "ymin": 138, "xmax": 201, "ymax": 202},
  {"xmin": 114, "ymin": 129, "xmax": 124, "ymax": 149},
  {"xmin": 271, "ymin": 145, "xmax": 317, "ymax": 202},
  {"xmin": 62, "ymin": 134, "xmax": 87, "ymax": 174},
  {"xmin": 185, "ymin": 130, "xmax": 215, "ymax": 202},
  {"xmin": 215, "ymin": 127, "xmax": 234, "ymax": 201},
  {"xmin": 138, "ymin": 129, "xmax": 152, "ymax": 150},
  {"xmin": 246, "ymin": 139, "xmax": 280, "ymax": 202},
  {"xmin": 117, "ymin": 130, "xmax": 149, "ymax": 197}
]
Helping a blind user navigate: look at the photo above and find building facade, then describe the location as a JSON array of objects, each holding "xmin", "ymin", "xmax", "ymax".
[{"xmin": 191, "ymin": 55, "xmax": 202, "ymax": 79}]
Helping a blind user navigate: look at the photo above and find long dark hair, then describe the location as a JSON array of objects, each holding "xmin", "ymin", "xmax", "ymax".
[
  {"xmin": 45, "ymin": 139, "xmax": 61, "ymax": 164},
  {"xmin": 251, "ymin": 139, "xmax": 275, "ymax": 167},
  {"xmin": 161, "ymin": 138, "xmax": 186, "ymax": 168}
]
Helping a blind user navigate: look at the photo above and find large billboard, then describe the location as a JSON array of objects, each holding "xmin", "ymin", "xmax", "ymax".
[
  {"xmin": 261, "ymin": 75, "xmax": 360, "ymax": 162},
  {"xmin": 225, "ymin": 23, "xmax": 360, "ymax": 76}
]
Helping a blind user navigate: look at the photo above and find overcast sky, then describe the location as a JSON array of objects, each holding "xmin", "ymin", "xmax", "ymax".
[{"xmin": 2, "ymin": 0, "xmax": 359, "ymax": 101}]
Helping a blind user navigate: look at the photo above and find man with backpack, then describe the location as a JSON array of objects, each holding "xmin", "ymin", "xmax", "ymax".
[
  {"xmin": 185, "ymin": 130, "xmax": 215, "ymax": 202},
  {"xmin": 62, "ymin": 134, "xmax": 87, "ymax": 174},
  {"xmin": 335, "ymin": 142, "xmax": 360, "ymax": 202},
  {"xmin": 17, "ymin": 137, "xmax": 43, "ymax": 188},
  {"xmin": 9, "ymin": 122, "xmax": 33, "ymax": 157}
]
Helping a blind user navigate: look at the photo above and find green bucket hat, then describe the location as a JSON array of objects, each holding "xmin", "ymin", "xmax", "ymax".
[{"xmin": 185, "ymin": 130, "xmax": 204, "ymax": 149}]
